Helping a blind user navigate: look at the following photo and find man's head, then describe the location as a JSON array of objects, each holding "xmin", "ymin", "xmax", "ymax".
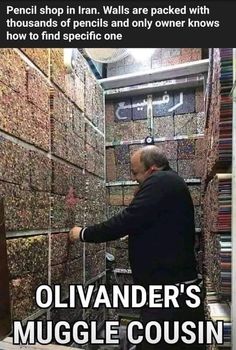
[{"xmin": 131, "ymin": 146, "xmax": 170, "ymax": 184}]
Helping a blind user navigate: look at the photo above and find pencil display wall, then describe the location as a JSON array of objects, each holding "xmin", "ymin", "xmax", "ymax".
[
  {"xmin": 205, "ymin": 48, "xmax": 233, "ymax": 178},
  {"xmin": 105, "ymin": 51, "xmax": 205, "ymax": 270},
  {"xmin": 203, "ymin": 174, "xmax": 231, "ymax": 298},
  {"xmin": 2, "ymin": 48, "xmax": 229, "ymax": 344},
  {"xmin": 202, "ymin": 48, "xmax": 233, "ymax": 349},
  {"xmin": 0, "ymin": 48, "xmax": 105, "ymax": 326}
]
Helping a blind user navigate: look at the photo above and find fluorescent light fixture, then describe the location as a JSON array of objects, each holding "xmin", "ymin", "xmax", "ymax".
[{"xmin": 127, "ymin": 48, "xmax": 156, "ymax": 61}]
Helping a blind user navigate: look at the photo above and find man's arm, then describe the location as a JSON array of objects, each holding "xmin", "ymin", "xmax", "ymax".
[{"xmin": 71, "ymin": 174, "xmax": 166, "ymax": 244}]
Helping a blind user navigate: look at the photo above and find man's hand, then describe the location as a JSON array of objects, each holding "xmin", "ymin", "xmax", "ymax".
[
  {"xmin": 120, "ymin": 235, "xmax": 128, "ymax": 241},
  {"xmin": 69, "ymin": 226, "xmax": 82, "ymax": 242}
]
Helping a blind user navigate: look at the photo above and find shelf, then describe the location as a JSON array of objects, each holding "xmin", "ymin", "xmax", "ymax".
[
  {"xmin": 106, "ymin": 133, "xmax": 204, "ymax": 147},
  {"xmin": 106, "ymin": 180, "xmax": 138, "ymax": 187},
  {"xmin": 6, "ymin": 227, "xmax": 70, "ymax": 239},
  {"xmin": 114, "ymin": 268, "xmax": 132, "ymax": 274},
  {"xmin": 106, "ymin": 179, "xmax": 201, "ymax": 187},
  {"xmin": 105, "ymin": 75, "xmax": 205, "ymax": 99},
  {"xmin": 185, "ymin": 178, "xmax": 202, "ymax": 184},
  {"xmin": 100, "ymin": 59, "xmax": 209, "ymax": 91}
]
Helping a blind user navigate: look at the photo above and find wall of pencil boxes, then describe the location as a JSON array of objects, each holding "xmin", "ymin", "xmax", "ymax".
[
  {"xmin": 202, "ymin": 48, "xmax": 232, "ymax": 349},
  {"xmin": 105, "ymin": 61, "xmax": 206, "ymax": 270},
  {"xmin": 0, "ymin": 48, "xmax": 105, "ymax": 325},
  {"xmin": 1, "ymin": 48, "xmax": 220, "ymax": 333}
]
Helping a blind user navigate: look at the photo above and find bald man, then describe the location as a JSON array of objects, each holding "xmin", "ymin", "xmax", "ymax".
[{"xmin": 69, "ymin": 146, "xmax": 205, "ymax": 349}]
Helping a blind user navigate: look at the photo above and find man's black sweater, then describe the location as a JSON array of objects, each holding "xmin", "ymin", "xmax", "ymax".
[{"xmin": 82, "ymin": 170, "xmax": 197, "ymax": 289}]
